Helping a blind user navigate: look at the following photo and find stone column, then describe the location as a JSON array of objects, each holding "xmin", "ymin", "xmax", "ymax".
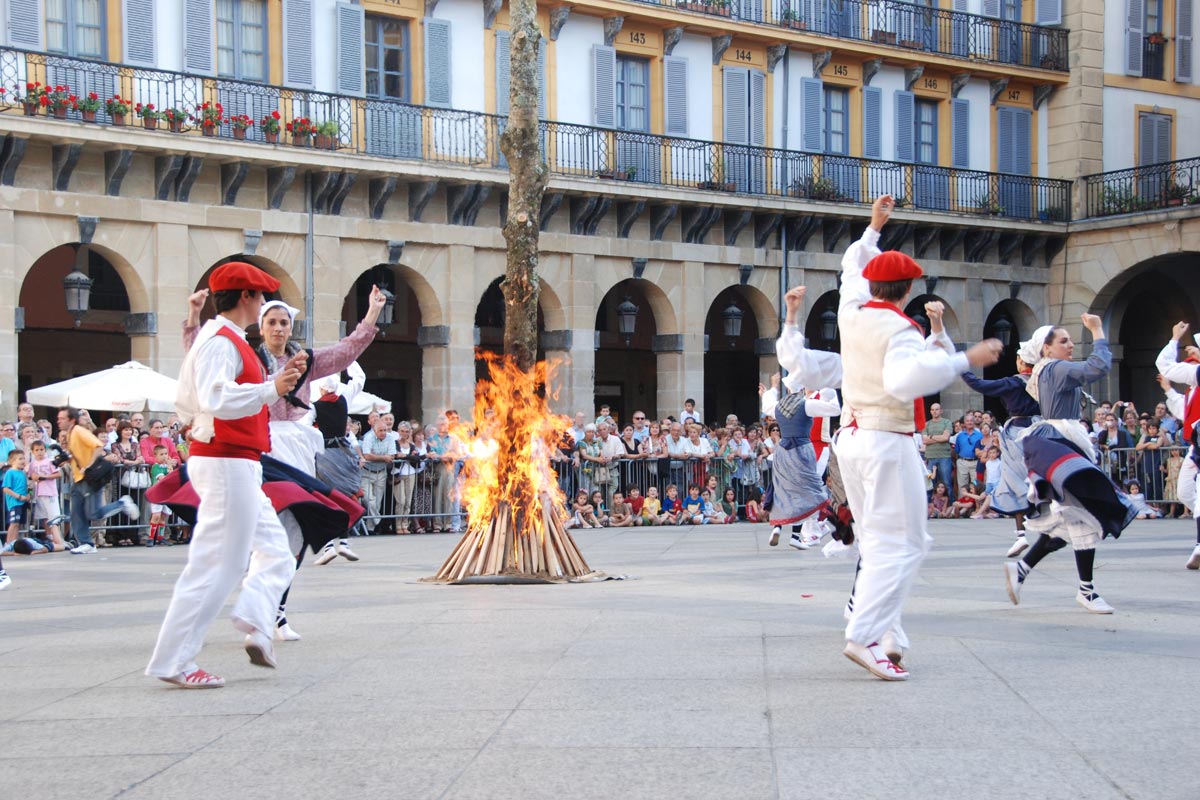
[
  {"xmin": 419, "ymin": 325, "xmax": 451, "ymax": 422},
  {"xmin": 562, "ymin": 253, "xmax": 599, "ymax": 417},
  {"xmin": 0, "ymin": 209, "xmax": 16, "ymax": 417},
  {"xmin": 152, "ymin": 223, "xmax": 191, "ymax": 379},
  {"xmin": 1047, "ymin": 0, "xmax": 1104, "ymax": 214},
  {"xmin": 655, "ymin": 332, "xmax": 705, "ymax": 422},
  {"xmin": 540, "ymin": 330, "xmax": 576, "ymax": 415}
]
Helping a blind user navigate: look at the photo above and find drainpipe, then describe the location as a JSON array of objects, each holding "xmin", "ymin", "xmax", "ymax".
[
  {"xmin": 778, "ymin": 47, "xmax": 790, "ymax": 392},
  {"xmin": 304, "ymin": 171, "xmax": 315, "ymax": 347}
]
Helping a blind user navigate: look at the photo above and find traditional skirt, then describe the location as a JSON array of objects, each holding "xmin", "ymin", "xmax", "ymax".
[
  {"xmin": 315, "ymin": 438, "xmax": 362, "ymax": 497},
  {"xmin": 990, "ymin": 416, "xmax": 1036, "ymax": 516},
  {"xmin": 768, "ymin": 438, "xmax": 828, "ymax": 526}
]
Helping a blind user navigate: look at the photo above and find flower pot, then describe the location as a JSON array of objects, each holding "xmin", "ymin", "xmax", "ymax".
[
  {"xmin": 785, "ymin": 20, "xmax": 806, "ymax": 30},
  {"xmin": 265, "ymin": 131, "xmax": 279, "ymax": 143},
  {"xmin": 142, "ymin": 117, "xmax": 158, "ymax": 130},
  {"xmin": 871, "ymin": 31, "xmax": 897, "ymax": 45},
  {"xmin": 201, "ymin": 125, "xmax": 216, "ymax": 137},
  {"xmin": 233, "ymin": 127, "xmax": 247, "ymax": 140},
  {"xmin": 1168, "ymin": 198, "xmax": 1183, "ymax": 206},
  {"xmin": 314, "ymin": 133, "xmax": 330, "ymax": 150},
  {"xmin": 168, "ymin": 119, "xmax": 184, "ymax": 133},
  {"xmin": 80, "ymin": 109, "xmax": 97, "ymax": 122},
  {"xmin": 111, "ymin": 113, "xmax": 126, "ymax": 126},
  {"xmin": 52, "ymin": 106, "xmax": 68, "ymax": 119},
  {"xmin": 292, "ymin": 134, "xmax": 311, "ymax": 147},
  {"xmin": 23, "ymin": 102, "xmax": 38, "ymax": 116}
]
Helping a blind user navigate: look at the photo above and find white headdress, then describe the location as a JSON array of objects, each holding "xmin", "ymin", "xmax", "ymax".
[
  {"xmin": 1018, "ymin": 325, "xmax": 1054, "ymax": 367},
  {"xmin": 257, "ymin": 300, "xmax": 301, "ymax": 327}
]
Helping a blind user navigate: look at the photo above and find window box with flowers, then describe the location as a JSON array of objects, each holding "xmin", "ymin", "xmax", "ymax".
[
  {"xmin": 286, "ymin": 116, "xmax": 315, "ymax": 146},
  {"xmin": 192, "ymin": 101, "xmax": 224, "ymax": 137},
  {"xmin": 229, "ymin": 114, "xmax": 254, "ymax": 140},
  {"xmin": 106, "ymin": 95, "xmax": 132, "ymax": 125},
  {"xmin": 314, "ymin": 120, "xmax": 339, "ymax": 150},
  {"xmin": 135, "ymin": 102, "xmax": 162, "ymax": 130},
  {"xmin": 45, "ymin": 85, "xmax": 72, "ymax": 119},
  {"xmin": 162, "ymin": 108, "xmax": 187, "ymax": 133},
  {"xmin": 260, "ymin": 110, "xmax": 282, "ymax": 143},
  {"xmin": 19, "ymin": 82, "xmax": 46, "ymax": 115},
  {"xmin": 73, "ymin": 91, "xmax": 102, "ymax": 122}
]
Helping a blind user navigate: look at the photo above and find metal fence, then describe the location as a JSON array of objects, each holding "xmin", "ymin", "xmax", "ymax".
[
  {"xmin": 1082, "ymin": 155, "xmax": 1200, "ymax": 218},
  {"xmin": 1097, "ymin": 445, "xmax": 1187, "ymax": 506},
  {"xmin": 1, "ymin": 46, "xmax": 1071, "ymax": 223}
]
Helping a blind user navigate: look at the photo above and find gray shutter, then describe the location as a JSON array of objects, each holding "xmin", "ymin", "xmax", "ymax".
[
  {"xmin": 749, "ymin": 69, "xmax": 765, "ymax": 146},
  {"xmin": 1138, "ymin": 113, "xmax": 1156, "ymax": 165},
  {"xmin": 1035, "ymin": 0, "xmax": 1061, "ymax": 25},
  {"xmin": 184, "ymin": 0, "xmax": 214, "ymax": 75},
  {"xmin": 335, "ymin": 2, "xmax": 365, "ymax": 96},
  {"xmin": 664, "ymin": 55, "xmax": 688, "ymax": 137},
  {"xmin": 8, "ymin": 0, "xmax": 43, "ymax": 48},
  {"xmin": 997, "ymin": 106, "xmax": 1014, "ymax": 172},
  {"xmin": 1177, "ymin": 0, "xmax": 1194, "ymax": 82},
  {"xmin": 801, "ymin": 77, "xmax": 823, "ymax": 152},
  {"xmin": 723, "ymin": 66, "xmax": 749, "ymax": 144},
  {"xmin": 424, "ymin": 18, "xmax": 452, "ymax": 108},
  {"xmin": 538, "ymin": 37, "xmax": 547, "ymax": 119},
  {"xmin": 1155, "ymin": 115, "xmax": 1172, "ymax": 163},
  {"xmin": 496, "ymin": 29, "xmax": 511, "ymax": 115},
  {"xmin": 123, "ymin": 0, "xmax": 156, "ymax": 67},
  {"xmin": 1126, "ymin": 0, "xmax": 1145, "ymax": 76},
  {"xmin": 1013, "ymin": 107, "xmax": 1031, "ymax": 174},
  {"xmin": 863, "ymin": 86, "xmax": 882, "ymax": 159},
  {"xmin": 894, "ymin": 90, "xmax": 915, "ymax": 162},
  {"xmin": 283, "ymin": 0, "xmax": 315, "ymax": 89},
  {"xmin": 951, "ymin": 97, "xmax": 970, "ymax": 168},
  {"xmin": 592, "ymin": 44, "xmax": 616, "ymax": 127},
  {"xmin": 981, "ymin": 0, "xmax": 1000, "ymax": 17}
]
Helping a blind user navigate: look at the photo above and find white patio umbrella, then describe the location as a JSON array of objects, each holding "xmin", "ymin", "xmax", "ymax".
[
  {"xmin": 309, "ymin": 381, "xmax": 391, "ymax": 416},
  {"xmin": 26, "ymin": 361, "xmax": 179, "ymax": 413}
]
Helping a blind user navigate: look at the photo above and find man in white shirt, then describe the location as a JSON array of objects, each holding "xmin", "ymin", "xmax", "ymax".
[
  {"xmin": 631, "ymin": 411, "xmax": 650, "ymax": 443},
  {"xmin": 665, "ymin": 422, "xmax": 688, "ymax": 489}
]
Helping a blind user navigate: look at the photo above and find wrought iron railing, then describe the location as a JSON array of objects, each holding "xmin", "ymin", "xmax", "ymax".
[
  {"xmin": 1082, "ymin": 156, "xmax": 1200, "ymax": 218},
  {"xmin": 0, "ymin": 47, "xmax": 1071, "ymax": 222},
  {"xmin": 1143, "ymin": 36, "xmax": 1167, "ymax": 80},
  {"xmin": 637, "ymin": 0, "xmax": 1068, "ymax": 71}
]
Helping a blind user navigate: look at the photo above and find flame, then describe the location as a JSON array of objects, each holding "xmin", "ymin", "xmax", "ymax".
[{"xmin": 449, "ymin": 352, "xmax": 571, "ymax": 541}]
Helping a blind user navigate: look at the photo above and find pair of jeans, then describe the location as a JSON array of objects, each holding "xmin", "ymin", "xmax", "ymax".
[
  {"xmin": 928, "ymin": 457, "xmax": 954, "ymax": 498},
  {"xmin": 69, "ymin": 480, "xmax": 125, "ymax": 546}
]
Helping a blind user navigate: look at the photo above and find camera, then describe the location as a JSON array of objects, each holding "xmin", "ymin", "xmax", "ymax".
[{"xmin": 49, "ymin": 444, "xmax": 72, "ymax": 468}]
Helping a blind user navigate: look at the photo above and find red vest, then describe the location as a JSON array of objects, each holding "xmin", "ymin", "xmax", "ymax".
[
  {"xmin": 861, "ymin": 300, "xmax": 927, "ymax": 433},
  {"xmin": 188, "ymin": 326, "xmax": 271, "ymax": 461},
  {"xmin": 1185, "ymin": 379, "xmax": 1200, "ymax": 445}
]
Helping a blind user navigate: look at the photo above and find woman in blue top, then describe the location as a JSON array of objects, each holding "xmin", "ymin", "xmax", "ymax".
[{"xmin": 1003, "ymin": 315, "xmax": 1135, "ymax": 615}]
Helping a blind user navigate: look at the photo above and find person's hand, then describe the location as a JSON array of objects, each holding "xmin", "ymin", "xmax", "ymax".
[
  {"xmin": 965, "ymin": 338, "xmax": 1004, "ymax": 369},
  {"xmin": 1081, "ymin": 313, "xmax": 1104, "ymax": 337},
  {"xmin": 274, "ymin": 351, "xmax": 307, "ymax": 395},
  {"xmin": 1158, "ymin": 373, "xmax": 1172, "ymax": 392},
  {"xmin": 870, "ymin": 194, "xmax": 894, "ymax": 232},
  {"xmin": 784, "ymin": 286, "xmax": 806, "ymax": 323},
  {"xmin": 1172, "ymin": 321, "xmax": 1190, "ymax": 341},
  {"xmin": 925, "ymin": 301, "xmax": 945, "ymax": 334},
  {"xmin": 362, "ymin": 284, "xmax": 390, "ymax": 327},
  {"xmin": 758, "ymin": 382, "xmax": 766, "ymax": 397},
  {"xmin": 187, "ymin": 288, "xmax": 209, "ymax": 326}
]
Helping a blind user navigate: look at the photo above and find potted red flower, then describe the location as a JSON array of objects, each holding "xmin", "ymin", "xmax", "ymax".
[
  {"xmin": 73, "ymin": 91, "xmax": 102, "ymax": 122},
  {"xmin": 162, "ymin": 107, "xmax": 187, "ymax": 133},
  {"xmin": 19, "ymin": 82, "xmax": 45, "ymax": 115},
  {"xmin": 260, "ymin": 110, "xmax": 281, "ymax": 143},
  {"xmin": 45, "ymin": 85, "xmax": 72, "ymax": 119},
  {"xmin": 135, "ymin": 102, "xmax": 162, "ymax": 130},
  {"xmin": 229, "ymin": 113, "xmax": 253, "ymax": 140},
  {"xmin": 106, "ymin": 94, "xmax": 132, "ymax": 125},
  {"xmin": 285, "ymin": 116, "xmax": 315, "ymax": 147},
  {"xmin": 191, "ymin": 101, "xmax": 224, "ymax": 137}
]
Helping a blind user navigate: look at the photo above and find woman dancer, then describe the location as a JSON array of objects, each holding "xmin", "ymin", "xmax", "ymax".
[
  {"xmin": 1003, "ymin": 317, "xmax": 1135, "ymax": 614},
  {"xmin": 767, "ymin": 388, "xmax": 840, "ymax": 549},
  {"xmin": 959, "ymin": 335, "xmax": 1043, "ymax": 558}
]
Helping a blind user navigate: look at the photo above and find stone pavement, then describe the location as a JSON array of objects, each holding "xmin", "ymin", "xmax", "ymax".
[{"xmin": 1, "ymin": 518, "xmax": 1196, "ymax": 800}]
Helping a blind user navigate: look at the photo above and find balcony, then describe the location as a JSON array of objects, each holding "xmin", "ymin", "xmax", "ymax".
[
  {"xmin": 628, "ymin": 0, "xmax": 1069, "ymax": 72},
  {"xmin": 0, "ymin": 47, "xmax": 1070, "ymax": 224},
  {"xmin": 1082, "ymin": 156, "xmax": 1200, "ymax": 219},
  {"xmin": 1142, "ymin": 35, "xmax": 1167, "ymax": 80}
]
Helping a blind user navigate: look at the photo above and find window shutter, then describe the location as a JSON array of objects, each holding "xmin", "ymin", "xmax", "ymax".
[
  {"xmin": 1177, "ymin": 0, "xmax": 1194, "ymax": 82},
  {"xmin": 8, "ymin": 0, "xmax": 43, "ymax": 49},
  {"xmin": 335, "ymin": 2, "xmax": 365, "ymax": 96},
  {"xmin": 122, "ymin": 0, "xmax": 156, "ymax": 67},
  {"xmin": 1155, "ymin": 115, "xmax": 1172, "ymax": 163},
  {"xmin": 981, "ymin": 0, "xmax": 1000, "ymax": 18},
  {"xmin": 184, "ymin": 0, "xmax": 214, "ymax": 75},
  {"xmin": 951, "ymin": 0, "xmax": 969, "ymax": 56},
  {"xmin": 1013, "ymin": 107, "xmax": 1031, "ymax": 175},
  {"xmin": 800, "ymin": 77, "xmax": 823, "ymax": 152},
  {"xmin": 496, "ymin": 29, "xmax": 511, "ymax": 114},
  {"xmin": 996, "ymin": 106, "xmax": 1013, "ymax": 173},
  {"xmin": 1035, "ymin": 0, "xmax": 1061, "ymax": 25},
  {"xmin": 894, "ymin": 90, "xmax": 915, "ymax": 162},
  {"xmin": 723, "ymin": 66, "xmax": 749, "ymax": 145},
  {"xmin": 1126, "ymin": 0, "xmax": 1145, "ymax": 76},
  {"xmin": 863, "ymin": 86, "xmax": 882, "ymax": 159},
  {"xmin": 951, "ymin": 97, "xmax": 970, "ymax": 168},
  {"xmin": 749, "ymin": 69, "xmax": 765, "ymax": 147},
  {"xmin": 538, "ymin": 38, "xmax": 547, "ymax": 119},
  {"xmin": 424, "ymin": 18, "xmax": 452, "ymax": 107},
  {"xmin": 592, "ymin": 44, "xmax": 616, "ymax": 127},
  {"xmin": 283, "ymin": 0, "xmax": 314, "ymax": 88},
  {"xmin": 664, "ymin": 55, "xmax": 689, "ymax": 137},
  {"xmin": 1138, "ymin": 113, "xmax": 1156, "ymax": 165}
]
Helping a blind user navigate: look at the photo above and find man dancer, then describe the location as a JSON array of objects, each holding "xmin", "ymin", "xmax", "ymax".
[
  {"xmin": 1154, "ymin": 321, "xmax": 1200, "ymax": 569},
  {"xmin": 146, "ymin": 262, "xmax": 305, "ymax": 688},
  {"xmin": 835, "ymin": 195, "xmax": 1001, "ymax": 681}
]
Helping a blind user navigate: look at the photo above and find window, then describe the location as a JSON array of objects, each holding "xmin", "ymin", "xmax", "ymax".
[
  {"xmin": 1138, "ymin": 111, "xmax": 1172, "ymax": 166},
  {"xmin": 1146, "ymin": 0, "xmax": 1163, "ymax": 32},
  {"xmin": 217, "ymin": 0, "xmax": 267, "ymax": 81},
  {"xmin": 823, "ymin": 87, "xmax": 848, "ymax": 155},
  {"xmin": 915, "ymin": 100, "xmax": 938, "ymax": 165},
  {"xmin": 45, "ymin": 0, "xmax": 105, "ymax": 59},
  {"xmin": 616, "ymin": 56, "xmax": 649, "ymax": 133},
  {"xmin": 365, "ymin": 16, "xmax": 411, "ymax": 101},
  {"xmin": 1144, "ymin": 0, "xmax": 1166, "ymax": 79}
]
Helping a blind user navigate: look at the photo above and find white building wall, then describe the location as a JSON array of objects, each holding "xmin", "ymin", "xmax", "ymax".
[
  {"xmin": 1102, "ymin": 86, "xmax": 1200, "ymax": 171},
  {"xmin": 437, "ymin": 0, "xmax": 486, "ymax": 113},
  {"xmin": 554, "ymin": 15, "xmax": 602, "ymax": 127}
]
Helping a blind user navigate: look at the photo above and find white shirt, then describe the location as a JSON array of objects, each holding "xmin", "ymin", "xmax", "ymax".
[
  {"xmin": 680, "ymin": 409, "xmax": 699, "ymax": 425},
  {"xmin": 665, "ymin": 434, "xmax": 688, "ymax": 457},
  {"xmin": 176, "ymin": 317, "xmax": 280, "ymax": 444},
  {"xmin": 682, "ymin": 437, "xmax": 712, "ymax": 457},
  {"xmin": 601, "ymin": 433, "xmax": 624, "ymax": 459}
]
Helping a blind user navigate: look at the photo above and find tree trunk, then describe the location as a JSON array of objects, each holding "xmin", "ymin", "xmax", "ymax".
[{"xmin": 498, "ymin": 0, "xmax": 547, "ymax": 374}]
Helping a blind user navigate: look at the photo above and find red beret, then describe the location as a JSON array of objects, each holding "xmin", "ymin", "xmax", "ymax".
[
  {"xmin": 208, "ymin": 261, "xmax": 281, "ymax": 293},
  {"xmin": 862, "ymin": 250, "xmax": 923, "ymax": 282}
]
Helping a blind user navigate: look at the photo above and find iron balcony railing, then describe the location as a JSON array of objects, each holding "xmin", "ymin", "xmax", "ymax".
[
  {"xmin": 640, "ymin": 0, "xmax": 1068, "ymax": 72},
  {"xmin": 0, "ymin": 47, "xmax": 1071, "ymax": 223},
  {"xmin": 1082, "ymin": 155, "xmax": 1200, "ymax": 218}
]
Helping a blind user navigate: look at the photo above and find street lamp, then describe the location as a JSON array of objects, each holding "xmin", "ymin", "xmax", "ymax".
[
  {"xmin": 820, "ymin": 307, "xmax": 838, "ymax": 344},
  {"xmin": 992, "ymin": 316, "xmax": 1013, "ymax": 347},
  {"xmin": 63, "ymin": 267, "xmax": 92, "ymax": 328},
  {"xmin": 376, "ymin": 287, "xmax": 395, "ymax": 329},
  {"xmin": 721, "ymin": 302, "xmax": 743, "ymax": 348},
  {"xmin": 616, "ymin": 297, "xmax": 639, "ymax": 347}
]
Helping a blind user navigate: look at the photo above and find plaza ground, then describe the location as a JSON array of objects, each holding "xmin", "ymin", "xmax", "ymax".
[{"xmin": 1, "ymin": 517, "xmax": 1196, "ymax": 800}]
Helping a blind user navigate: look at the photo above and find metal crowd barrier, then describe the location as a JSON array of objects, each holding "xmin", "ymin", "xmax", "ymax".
[{"xmin": 1097, "ymin": 445, "xmax": 1187, "ymax": 505}]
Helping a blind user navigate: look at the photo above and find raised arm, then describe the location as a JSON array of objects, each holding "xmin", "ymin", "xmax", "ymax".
[
  {"xmin": 309, "ymin": 286, "xmax": 386, "ymax": 380},
  {"xmin": 1054, "ymin": 315, "xmax": 1112, "ymax": 387},
  {"xmin": 778, "ymin": 286, "xmax": 843, "ymax": 388},
  {"xmin": 1155, "ymin": 322, "xmax": 1199, "ymax": 386},
  {"xmin": 804, "ymin": 388, "xmax": 841, "ymax": 418},
  {"xmin": 839, "ymin": 195, "xmax": 892, "ymax": 315}
]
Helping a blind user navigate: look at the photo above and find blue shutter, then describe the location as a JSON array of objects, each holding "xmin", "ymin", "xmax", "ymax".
[
  {"xmin": 424, "ymin": 18, "xmax": 452, "ymax": 107},
  {"xmin": 894, "ymin": 90, "xmax": 915, "ymax": 162},
  {"xmin": 951, "ymin": 97, "xmax": 970, "ymax": 168},
  {"xmin": 996, "ymin": 106, "xmax": 1013, "ymax": 173},
  {"xmin": 283, "ymin": 0, "xmax": 315, "ymax": 88},
  {"xmin": 592, "ymin": 45, "xmax": 616, "ymax": 127},
  {"xmin": 184, "ymin": 0, "xmax": 214, "ymax": 75},
  {"xmin": 664, "ymin": 55, "xmax": 688, "ymax": 137},
  {"xmin": 1036, "ymin": 0, "xmax": 1061, "ymax": 25},
  {"xmin": 723, "ymin": 66, "xmax": 749, "ymax": 144},
  {"xmin": 863, "ymin": 86, "xmax": 882, "ymax": 159},
  {"xmin": 1137, "ymin": 112, "xmax": 1157, "ymax": 165},
  {"xmin": 496, "ymin": 29, "xmax": 511, "ymax": 115},
  {"xmin": 981, "ymin": 0, "xmax": 1000, "ymax": 17},
  {"xmin": 1013, "ymin": 107, "xmax": 1031, "ymax": 175},
  {"xmin": 1127, "ymin": 0, "xmax": 1145, "ymax": 76},
  {"xmin": 9, "ymin": 0, "xmax": 44, "ymax": 49},
  {"xmin": 1178, "ymin": 0, "xmax": 1194, "ymax": 82},
  {"xmin": 800, "ymin": 77, "xmax": 823, "ymax": 152},
  {"xmin": 123, "ymin": 0, "xmax": 156, "ymax": 67},
  {"xmin": 335, "ymin": 2, "xmax": 365, "ymax": 96}
]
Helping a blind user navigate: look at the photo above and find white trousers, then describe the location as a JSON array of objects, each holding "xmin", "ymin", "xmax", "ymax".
[
  {"xmin": 835, "ymin": 428, "xmax": 931, "ymax": 651},
  {"xmin": 146, "ymin": 456, "xmax": 296, "ymax": 678},
  {"xmin": 1177, "ymin": 456, "xmax": 1197, "ymax": 516}
]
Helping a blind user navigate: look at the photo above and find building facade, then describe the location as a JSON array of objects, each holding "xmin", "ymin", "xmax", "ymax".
[{"xmin": 0, "ymin": 0, "xmax": 1191, "ymax": 425}]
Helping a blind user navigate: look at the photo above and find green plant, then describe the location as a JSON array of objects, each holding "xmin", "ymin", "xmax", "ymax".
[
  {"xmin": 162, "ymin": 107, "xmax": 187, "ymax": 125},
  {"xmin": 1039, "ymin": 205, "xmax": 1066, "ymax": 221},
  {"xmin": 191, "ymin": 101, "xmax": 225, "ymax": 129},
  {"xmin": 286, "ymin": 116, "xmax": 315, "ymax": 137},
  {"xmin": 893, "ymin": 195, "xmax": 908, "ymax": 208},
  {"xmin": 780, "ymin": 2, "xmax": 797, "ymax": 21},
  {"xmin": 19, "ymin": 81, "xmax": 46, "ymax": 105},
  {"xmin": 260, "ymin": 110, "xmax": 281, "ymax": 134},
  {"xmin": 810, "ymin": 176, "xmax": 838, "ymax": 200},
  {"xmin": 229, "ymin": 113, "xmax": 253, "ymax": 130},
  {"xmin": 976, "ymin": 193, "xmax": 1003, "ymax": 214},
  {"xmin": 316, "ymin": 119, "xmax": 339, "ymax": 137},
  {"xmin": 1165, "ymin": 181, "xmax": 1190, "ymax": 201},
  {"xmin": 105, "ymin": 94, "xmax": 132, "ymax": 117},
  {"xmin": 45, "ymin": 85, "xmax": 72, "ymax": 112},
  {"xmin": 72, "ymin": 91, "xmax": 102, "ymax": 113},
  {"xmin": 134, "ymin": 102, "xmax": 161, "ymax": 120}
]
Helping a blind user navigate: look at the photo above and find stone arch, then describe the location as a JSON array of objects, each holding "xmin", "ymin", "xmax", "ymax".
[
  {"xmin": 593, "ymin": 276, "xmax": 679, "ymax": 337},
  {"xmin": 904, "ymin": 294, "xmax": 962, "ymax": 342},
  {"xmin": 195, "ymin": 254, "xmax": 304, "ymax": 311},
  {"xmin": 803, "ymin": 290, "xmax": 841, "ymax": 351},
  {"xmin": 703, "ymin": 286, "xmax": 769, "ymax": 427}
]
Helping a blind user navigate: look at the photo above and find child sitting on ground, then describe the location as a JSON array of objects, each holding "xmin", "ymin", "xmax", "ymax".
[
  {"xmin": 1126, "ymin": 481, "xmax": 1163, "ymax": 519},
  {"xmin": 608, "ymin": 491, "xmax": 636, "ymax": 527},
  {"xmin": 743, "ymin": 486, "xmax": 764, "ymax": 523},
  {"xmin": 719, "ymin": 487, "xmax": 739, "ymax": 524},
  {"xmin": 661, "ymin": 484, "xmax": 683, "ymax": 525},
  {"xmin": 589, "ymin": 490, "xmax": 609, "ymax": 527},
  {"xmin": 640, "ymin": 485, "xmax": 662, "ymax": 526},
  {"xmin": 700, "ymin": 489, "xmax": 722, "ymax": 524},
  {"xmin": 569, "ymin": 489, "xmax": 600, "ymax": 529},
  {"xmin": 680, "ymin": 484, "xmax": 706, "ymax": 525},
  {"xmin": 626, "ymin": 486, "xmax": 645, "ymax": 525}
]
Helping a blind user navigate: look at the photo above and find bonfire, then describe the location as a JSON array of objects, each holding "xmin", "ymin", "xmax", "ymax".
[{"xmin": 426, "ymin": 354, "xmax": 600, "ymax": 583}]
